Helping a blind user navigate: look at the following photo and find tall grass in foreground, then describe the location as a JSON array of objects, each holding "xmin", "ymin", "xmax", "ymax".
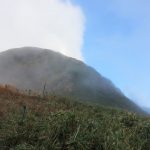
[{"xmin": 0, "ymin": 87, "xmax": 150, "ymax": 149}]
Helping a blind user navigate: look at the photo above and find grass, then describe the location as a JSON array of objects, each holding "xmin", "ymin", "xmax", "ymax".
[{"xmin": 0, "ymin": 85, "xmax": 150, "ymax": 149}]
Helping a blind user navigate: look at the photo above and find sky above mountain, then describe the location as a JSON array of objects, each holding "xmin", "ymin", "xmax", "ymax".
[
  {"xmin": 73, "ymin": 0, "xmax": 150, "ymax": 107},
  {"xmin": 0, "ymin": 0, "xmax": 149, "ymax": 107}
]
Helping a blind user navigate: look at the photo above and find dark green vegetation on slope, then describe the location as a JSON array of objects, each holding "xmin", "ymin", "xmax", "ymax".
[
  {"xmin": 0, "ymin": 47, "xmax": 143, "ymax": 113},
  {"xmin": 0, "ymin": 86, "xmax": 150, "ymax": 150}
]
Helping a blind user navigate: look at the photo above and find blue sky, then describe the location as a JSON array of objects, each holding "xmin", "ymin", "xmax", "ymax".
[{"xmin": 73, "ymin": 0, "xmax": 150, "ymax": 107}]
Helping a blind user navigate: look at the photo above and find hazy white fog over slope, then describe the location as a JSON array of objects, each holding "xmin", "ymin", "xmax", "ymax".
[{"xmin": 0, "ymin": 0, "xmax": 85, "ymax": 60}]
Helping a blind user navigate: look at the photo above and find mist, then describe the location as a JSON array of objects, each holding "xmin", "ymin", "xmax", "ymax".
[
  {"xmin": 0, "ymin": 47, "xmax": 141, "ymax": 114},
  {"xmin": 0, "ymin": 0, "xmax": 85, "ymax": 60}
]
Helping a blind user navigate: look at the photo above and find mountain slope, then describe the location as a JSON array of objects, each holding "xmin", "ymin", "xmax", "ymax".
[{"xmin": 0, "ymin": 47, "xmax": 142, "ymax": 112}]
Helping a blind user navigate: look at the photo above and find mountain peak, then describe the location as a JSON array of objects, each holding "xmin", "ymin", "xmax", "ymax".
[{"xmin": 0, "ymin": 47, "xmax": 143, "ymax": 113}]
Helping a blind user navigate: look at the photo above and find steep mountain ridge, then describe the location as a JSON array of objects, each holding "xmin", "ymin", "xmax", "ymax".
[{"xmin": 0, "ymin": 47, "xmax": 142, "ymax": 113}]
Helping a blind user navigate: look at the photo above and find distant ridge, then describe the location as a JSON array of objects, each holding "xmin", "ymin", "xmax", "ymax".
[{"xmin": 0, "ymin": 47, "xmax": 143, "ymax": 113}]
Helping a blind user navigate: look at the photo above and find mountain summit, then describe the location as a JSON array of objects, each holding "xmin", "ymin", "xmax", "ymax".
[{"xmin": 0, "ymin": 47, "xmax": 142, "ymax": 113}]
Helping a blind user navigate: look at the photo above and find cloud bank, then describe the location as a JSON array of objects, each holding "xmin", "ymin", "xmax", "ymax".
[{"xmin": 0, "ymin": 0, "xmax": 85, "ymax": 60}]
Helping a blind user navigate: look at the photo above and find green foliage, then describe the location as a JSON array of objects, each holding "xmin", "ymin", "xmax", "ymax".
[{"xmin": 0, "ymin": 95, "xmax": 150, "ymax": 150}]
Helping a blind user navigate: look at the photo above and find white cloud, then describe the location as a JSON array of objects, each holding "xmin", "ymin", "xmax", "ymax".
[{"xmin": 0, "ymin": 0, "xmax": 85, "ymax": 60}]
